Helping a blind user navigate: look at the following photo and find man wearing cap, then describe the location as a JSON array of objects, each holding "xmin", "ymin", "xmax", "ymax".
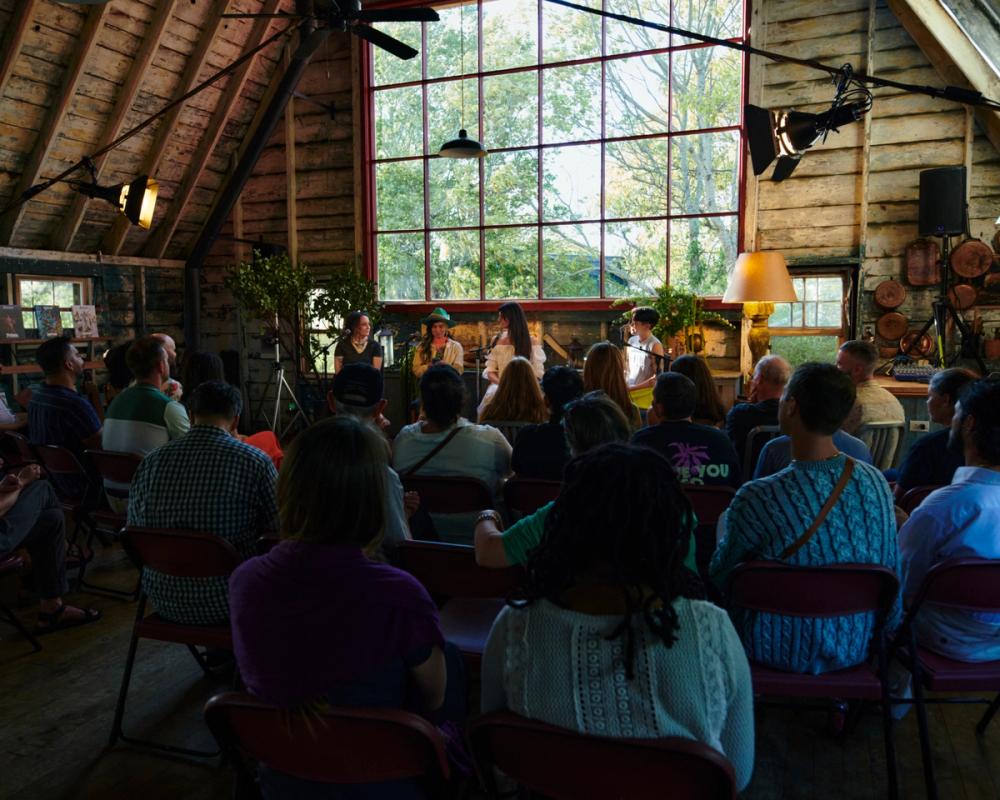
[
  {"xmin": 327, "ymin": 363, "xmax": 412, "ymax": 552},
  {"xmin": 412, "ymin": 307, "xmax": 464, "ymax": 378}
]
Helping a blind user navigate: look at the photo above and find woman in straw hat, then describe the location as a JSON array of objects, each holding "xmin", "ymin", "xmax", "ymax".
[{"xmin": 412, "ymin": 307, "xmax": 464, "ymax": 378}]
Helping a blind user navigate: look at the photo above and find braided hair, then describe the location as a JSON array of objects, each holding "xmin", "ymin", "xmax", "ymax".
[{"xmin": 510, "ymin": 442, "xmax": 695, "ymax": 679}]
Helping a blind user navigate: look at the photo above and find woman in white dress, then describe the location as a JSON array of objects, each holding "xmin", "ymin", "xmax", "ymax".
[{"xmin": 478, "ymin": 301, "xmax": 545, "ymax": 418}]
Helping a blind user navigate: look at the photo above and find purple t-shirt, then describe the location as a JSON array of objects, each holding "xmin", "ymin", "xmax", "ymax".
[{"xmin": 229, "ymin": 540, "xmax": 444, "ymax": 709}]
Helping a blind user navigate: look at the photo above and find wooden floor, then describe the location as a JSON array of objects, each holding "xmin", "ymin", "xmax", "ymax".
[{"xmin": 1, "ymin": 545, "xmax": 998, "ymax": 800}]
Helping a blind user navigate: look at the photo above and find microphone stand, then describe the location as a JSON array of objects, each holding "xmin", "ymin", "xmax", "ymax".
[{"xmin": 622, "ymin": 340, "xmax": 671, "ymax": 370}]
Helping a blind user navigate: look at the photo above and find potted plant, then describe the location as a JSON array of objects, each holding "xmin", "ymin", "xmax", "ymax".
[{"xmin": 615, "ymin": 285, "xmax": 732, "ymax": 355}]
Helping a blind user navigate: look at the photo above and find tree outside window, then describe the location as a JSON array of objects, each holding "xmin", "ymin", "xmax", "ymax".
[{"xmin": 15, "ymin": 277, "xmax": 88, "ymax": 332}]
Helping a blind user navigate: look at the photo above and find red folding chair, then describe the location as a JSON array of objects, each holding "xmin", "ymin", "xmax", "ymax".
[
  {"xmin": 469, "ymin": 710, "xmax": 736, "ymax": 800},
  {"xmin": 727, "ymin": 561, "xmax": 901, "ymax": 800},
  {"xmin": 890, "ymin": 558, "xmax": 1000, "ymax": 800},
  {"xmin": 896, "ymin": 484, "xmax": 943, "ymax": 515},
  {"xmin": 205, "ymin": 691, "xmax": 452, "ymax": 799},
  {"xmin": 0, "ymin": 552, "xmax": 41, "ymax": 652},
  {"xmin": 682, "ymin": 484, "xmax": 736, "ymax": 527},
  {"xmin": 503, "ymin": 475, "xmax": 560, "ymax": 520},
  {"xmin": 109, "ymin": 526, "xmax": 243, "ymax": 758},
  {"xmin": 401, "ymin": 475, "xmax": 494, "ymax": 514},
  {"xmin": 394, "ymin": 540, "xmax": 522, "ymax": 673}
]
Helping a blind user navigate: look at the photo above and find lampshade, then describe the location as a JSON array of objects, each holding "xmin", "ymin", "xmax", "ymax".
[
  {"xmin": 723, "ymin": 252, "xmax": 797, "ymax": 303},
  {"xmin": 438, "ymin": 129, "xmax": 487, "ymax": 159}
]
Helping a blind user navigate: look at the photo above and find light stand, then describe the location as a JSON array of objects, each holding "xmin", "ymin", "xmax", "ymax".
[{"xmin": 266, "ymin": 314, "xmax": 308, "ymax": 438}]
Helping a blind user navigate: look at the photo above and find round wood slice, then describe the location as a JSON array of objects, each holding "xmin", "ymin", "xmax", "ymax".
[
  {"xmin": 905, "ymin": 238, "xmax": 941, "ymax": 286},
  {"xmin": 879, "ymin": 345, "xmax": 900, "ymax": 358},
  {"xmin": 900, "ymin": 330, "xmax": 933, "ymax": 358},
  {"xmin": 950, "ymin": 239, "xmax": 993, "ymax": 278},
  {"xmin": 873, "ymin": 279, "xmax": 906, "ymax": 309},
  {"xmin": 876, "ymin": 311, "xmax": 909, "ymax": 341},
  {"xmin": 984, "ymin": 273, "xmax": 1000, "ymax": 289},
  {"xmin": 948, "ymin": 283, "xmax": 977, "ymax": 310}
]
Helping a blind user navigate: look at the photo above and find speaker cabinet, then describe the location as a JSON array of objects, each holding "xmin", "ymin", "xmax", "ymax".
[{"xmin": 919, "ymin": 166, "xmax": 967, "ymax": 237}]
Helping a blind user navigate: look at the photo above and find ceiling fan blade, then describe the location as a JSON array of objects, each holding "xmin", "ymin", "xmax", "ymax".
[
  {"xmin": 354, "ymin": 8, "xmax": 440, "ymax": 22},
  {"xmin": 352, "ymin": 24, "xmax": 418, "ymax": 60}
]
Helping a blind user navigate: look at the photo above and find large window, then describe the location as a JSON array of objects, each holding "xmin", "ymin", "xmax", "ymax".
[
  {"xmin": 769, "ymin": 274, "xmax": 851, "ymax": 366},
  {"xmin": 366, "ymin": 0, "xmax": 746, "ymax": 302}
]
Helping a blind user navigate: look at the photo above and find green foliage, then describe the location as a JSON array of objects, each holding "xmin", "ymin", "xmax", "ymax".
[
  {"xmin": 225, "ymin": 251, "xmax": 314, "ymax": 325},
  {"xmin": 770, "ymin": 335, "xmax": 840, "ymax": 368},
  {"xmin": 310, "ymin": 265, "xmax": 384, "ymax": 335},
  {"xmin": 615, "ymin": 283, "xmax": 733, "ymax": 340}
]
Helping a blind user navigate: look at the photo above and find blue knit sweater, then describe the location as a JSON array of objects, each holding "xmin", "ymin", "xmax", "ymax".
[{"xmin": 709, "ymin": 454, "xmax": 901, "ymax": 674}]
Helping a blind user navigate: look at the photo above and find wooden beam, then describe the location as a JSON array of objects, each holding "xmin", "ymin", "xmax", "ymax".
[
  {"xmin": 886, "ymin": 0, "xmax": 1000, "ymax": 155},
  {"xmin": 100, "ymin": 1, "xmax": 230, "ymax": 257},
  {"xmin": 284, "ymin": 43, "xmax": 299, "ymax": 266},
  {"xmin": 0, "ymin": 246, "xmax": 185, "ymax": 270},
  {"xmin": 0, "ymin": 0, "xmax": 38, "ymax": 103},
  {"xmin": 0, "ymin": 4, "xmax": 111, "ymax": 247},
  {"xmin": 142, "ymin": 0, "xmax": 285, "ymax": 259},
  {"xmin": 51, "ymin": 0, "xmax": 180, "ymax": 252}
]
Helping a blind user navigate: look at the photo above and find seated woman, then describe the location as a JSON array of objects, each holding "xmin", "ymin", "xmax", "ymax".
[
  {"xmin": 412, "ymin": 308, "xmax": 464, "ymax": 378},
  {"xmin": 670, "ymin": 355, "xmax": 726, "ymax": 428},
  {"xmin": 230, "ymin": 415, "xmax": 464, "ymax": 799},
  {"xmin": 478, "ymin": 356, "xmax": 547, "ymax": 427},
  {"xmin": 510, "ymin": 366, "xmax": 584, "ymax": 480},
  {"xmin": 582, "ymin": 341, "xmax": 641, "ymax": 428},
  {"xmin": 478, "ymin": 302, "xmax": 545, "ymax": 418},
  {"xmin": 334, "ymin": 310, "xmax": 383, "ymax": 372},
  {"xmin": 481, "ymin": 443, "xmax": 754, "ymax": 791}
]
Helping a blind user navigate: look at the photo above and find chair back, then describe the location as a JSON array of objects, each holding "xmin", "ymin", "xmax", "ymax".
[
  {"xmin": 681, "ymin": 484, "xmax": 736, "ymax": 526},
  {"xmin": 123, "ymin": 526, "xmax": 243, "ymax": 579},
  {"xmin": 32, "ymin": 443, "xmax": 97, "ymax": 504},
  {"xmin": 909, "ymin": 558, "xmax": 1000, "ymax": 613},
  {"xmin": 0, "ymin": 431, "xmax": 37, "ymax": 467},
  {"xmin": 857, "ymin": 421, "xmax": 905, "ymax": 471},
  {"xmin": 469, "ymin": 711, "xmax": 736, "ymax": 800},
  {"xmin": 394, "ymin": 539, "xmax": 521, "ymax": 599},
  {"xmin": 485, "ymin": 421, "xmax": 531, "ymax": 446},
  {"xmin": 205, "ymin": 691, "xmax": 450, "ymax": 786},
  {"xmin": 504, "ymin": 476, "xmax": 560, "ymax": 519},
  {"xmin": 897, "ymin": 484, "xmax": 942, "ymax": 515},
  {"xmin": 742, "ymin": 425, "xmax": 781, "ymax": 482},
  {"xmin": 401, "ymin": 475, "xmax": 494, "ymax": 514},
  {"xmin": 85, "ymin": 449, "xmax": 143, "ymax": 485}
]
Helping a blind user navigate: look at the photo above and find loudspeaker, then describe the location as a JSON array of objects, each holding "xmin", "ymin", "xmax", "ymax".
[{"xmin": 919, "ymin": 166, "xmax": 967, "ymax": 237}]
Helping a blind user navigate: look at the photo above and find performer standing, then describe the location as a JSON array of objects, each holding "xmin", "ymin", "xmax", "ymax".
[
  {"xmin": 334, "ymin": 310, "xmax": 383, "ymax": 372},
  {"xmin": 479, "ymin": 301, "xmax": 545, "ymax": 417},
  {"xmin": 411, "ymin": 307, "xmax": 464, "ymax": 377},
  {"xmin": 625, "ymin": 306, "xmax": 665, "ymax": 389}
]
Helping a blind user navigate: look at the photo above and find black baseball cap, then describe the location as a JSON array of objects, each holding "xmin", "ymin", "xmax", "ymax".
[{"xmin": 332, "ymin": 363, "xmax": 383, "ymax": 406}]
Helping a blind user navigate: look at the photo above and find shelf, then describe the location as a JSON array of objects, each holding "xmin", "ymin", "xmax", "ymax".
[
  {"xmin": 0, "ymin": 360, "xmax": 103, "ymax": 375},
  {"xmin": 0, "ymin": 336, "xmax": 113, "ymax": 345}
]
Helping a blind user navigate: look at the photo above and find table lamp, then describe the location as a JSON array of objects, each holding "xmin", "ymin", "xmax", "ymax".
[{"xmin": 723, "ymin": 251, "xmax": 797, "ymax": 368}]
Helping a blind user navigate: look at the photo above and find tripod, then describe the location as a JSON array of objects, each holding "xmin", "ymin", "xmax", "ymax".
[{"xmin": 266, "ymin": 316, "xmax": 308, "ymax": 438}]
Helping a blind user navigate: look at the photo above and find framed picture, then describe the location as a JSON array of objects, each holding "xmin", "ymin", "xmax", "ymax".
[
  {"xmin": 34, "ymin": 305, "xmax": 64, "ymax": 339},
  {"xmin": 71, "ymin": 305, "xmax": 99, "ymax": 338},
  {"xmin": 0, "ymin": 305, "xmax": 26, "ymax": 339}
]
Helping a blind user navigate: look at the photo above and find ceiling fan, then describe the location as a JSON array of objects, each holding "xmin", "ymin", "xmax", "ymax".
[{"xmin": 222, "ymin": 0, "xmax": 438, "ymax": 60}]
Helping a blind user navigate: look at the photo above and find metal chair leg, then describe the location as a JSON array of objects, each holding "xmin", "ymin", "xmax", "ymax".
[
  {"xmin": 878, "ymin": 640, "xmax": 899, "ymax": 800},
  {"xmin": 908, "ymin": 641, "xmax": 938, "ymax": 800},
  {"xmin": 1, "ymin": 603, "xmax": 42, "ymax": 652},
  {"xmin": 108, "ymin": 597, "xmax": 145, "ymax": 747},
  {"xmin": 977, "ymin": 693, "xmax": 1000, "ymax": 736}
]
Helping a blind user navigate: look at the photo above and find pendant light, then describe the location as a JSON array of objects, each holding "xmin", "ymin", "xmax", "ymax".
[{"xmin": 438, "ymin": 3, "xmax": 486, "ymax": 159}]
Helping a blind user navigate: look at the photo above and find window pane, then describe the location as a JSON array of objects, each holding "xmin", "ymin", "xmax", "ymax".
[
  {"xmin": 378, "ymin": 233, "xmax": 425, "ymax": 301},
  {"xmin": 803, "ymin": 278, "xmax": 818, "ymax": 301},
  {"xmin": 605, "ymin": 220, "xmax": 665, "ymax": 297},
  {"xmin": 542, "ymin": 63, "xmax": 600, "ymax": 145},
  {"xmin": 818, "ymin": 277, "xmax": 843, "ymax": 300},
  {"xmin": 430, "ymin": 230, "xmax": 480, "ymax": 299},
  {"xmin": 54, "ymin": 282, "xmax": 78, "ymax": 306},
  {"xmin": 771, "ymin": 335, "xmax": 841, "ymax": 368},
  {"xmin": 482, "ymin": 0, "xmax": 537, "ymax": 71},
  {"xmin": 22, "ymin": 312, "xmax": 34, "ymax": 330},
  {"xmin": 21, "ymin": 280, "xmax": 53, "ymax": 307},
  {"xmin": 671, "ymin": 46, "xmax": 740, "ymax": 131},
  {"xmin": 606, "ymin": 138, "xmax": 668, "ymax": 219},
  {"xmin": 672, "ymin": 0, "xmax": 742, "ymax": 44},
  {"xmin": 606, "ymin": 0, "xmax": 670, "ymax": 56},
  {"xmin": 669, "ymin": 130, "xmax": 739, "ymax": 214},
  {"xmin": 485, "ymin": 226, "xmax": 538, "ymax": 298},
  {"xmin": 375, "ymin": 86, "xmax": 423, "ymax": 159},
  {"xmin": 428, "ymin": 79, "xmax": 479, "ymax": 155},
  {"xmin": 376, "ymin": 161, "xmax": 424, "ymax": 231},
  {"xmin": 429, "ymin": 157, "xmax": 480, "ymax": 228},
  {"xmin": 606, "ymin": 54, "xmax": 669, "ymax": 138},
  {"xmin": 543, "ymin": 0, "xmax": 600, "ymax": 62},
  {"xmin": 60, "ymin": 311, "xmax": 74, "ymax": 330},
  {"xmin": 426, "ymin": 6, "xmax": 476, "ymax": 81},
  {"xmin": 668, "ymin": 215, "xmax": 736, "ymax": 295},
  {"xmin": 770, "ymin": 303, "xmax": 791, "ymax": 327},
  {"xmin": 543, "ymin": 144, "xmax": 601, "ymax": 221},
  {"xmin": 818, "ymin": 302, "xmax": 842, "ymax": 327},
  {"xmin": 372, "ymin": 22, "xmax": 422, "ymax": 86},
  {"xmin": 483, "ymin": 71, "xmax": 538, "ymax": 150},
  {"xmin": 485, "ymin": 150, "xmax": 539, "ymax": 225},
  {"xmin": 543, "ymin": 223, "xmax": 600, "ymax": 298}
]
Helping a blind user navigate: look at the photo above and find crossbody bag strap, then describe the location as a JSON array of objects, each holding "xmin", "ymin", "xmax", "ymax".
[
  {"xmin": 778, "ymin": 457, "xmax": 856, "ymax": 560},
  {"xmin": 400, "ymin": 425, "xmax": 463, "ymax": 478}
]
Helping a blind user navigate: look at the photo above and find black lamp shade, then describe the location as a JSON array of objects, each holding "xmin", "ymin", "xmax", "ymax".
[{"xmin": 438, "ymin": 129, "xmax": 486, "ymax": 159}]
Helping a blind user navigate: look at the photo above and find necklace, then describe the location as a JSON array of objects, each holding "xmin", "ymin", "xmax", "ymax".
[{"xmin": 351, "ymin": 337, "xmax": 368, "ymax": 354}]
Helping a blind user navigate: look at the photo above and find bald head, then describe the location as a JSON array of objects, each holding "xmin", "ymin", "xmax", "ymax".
[
  {"xmin": 152, "ymin": 333, "xmax": 177, "ymax": 367},
  {"xmin": 753, "ymin": 354, "xmax": 791, "ymax": 401}
]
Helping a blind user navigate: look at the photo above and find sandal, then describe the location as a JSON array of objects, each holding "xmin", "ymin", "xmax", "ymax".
[{"xmin": 36, "ymin": 603, "xmax": 102, "ymax": 634}]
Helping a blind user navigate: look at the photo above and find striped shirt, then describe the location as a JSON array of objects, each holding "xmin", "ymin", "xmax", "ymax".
[
  {"xmin": 127, "ymin": 425, "xmax": 279, "ymax": 625},
  {"xmin": 28, "ymin": 382, "xmax": 102, "ymax": 499}
]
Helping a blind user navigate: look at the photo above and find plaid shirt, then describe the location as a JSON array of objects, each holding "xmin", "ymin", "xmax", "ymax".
[{"xmin": 127, "ymin": 425, "xmax": 279, "ymax": 625}]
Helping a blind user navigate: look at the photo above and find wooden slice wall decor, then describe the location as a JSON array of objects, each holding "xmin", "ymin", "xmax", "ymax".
[
  {"xmin": 985, "ymin": 273, "xmax": 1000, "ymax": 290},
  {"xmin": 900, "ymin": 330, "xmax": 933, "ymax": 358},
  {"xmin": 874, "ymin": 280, "xmax": 906, "ymax": 309},
  {"xmin": 948, "ymin": 283, "xmax": 977, "ymax": 310},
  {"xmin": 950, "ymin": 239, "xmax": 993, "ymax": 278},
  {"xmin": 876, "ymin": 311, "xmax": 909, "ymax": 341},
  {"xmin": 879, "ymin": 345, "xmax": 900, "ymax": 358},
  {"xmin": 905, "ymin": 239, "xmax": 940, "ymax": 286}
]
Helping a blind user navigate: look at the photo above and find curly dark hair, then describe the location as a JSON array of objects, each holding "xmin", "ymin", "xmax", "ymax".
[{"xmin": 510, "ymin": 442, "xmax": 695, "ymax": 679}]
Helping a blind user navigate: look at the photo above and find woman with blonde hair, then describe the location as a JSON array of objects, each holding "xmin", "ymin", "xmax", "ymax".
[
  {"xmin": 583, "ymin": 341, "xmax": 641, "ymax": 428},
  {"xmin": 479, "ymin": 356, "xmax": 547, "ymax": 426}
]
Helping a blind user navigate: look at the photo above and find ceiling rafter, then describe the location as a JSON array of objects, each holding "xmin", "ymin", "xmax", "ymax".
[
  {"xmin": 0, "ymin": 4, "xmax": 112, "ymax": 247},
  {"xmin": 142, "ymin": 0, "xmax": 286, "ymax": 260},
  {"xmin": 50, "ymin": 0, "xmax": 180, "ymax": 252},
  {"xmin": 0, "ymin": 0, "xmax": 38, "ymax": 103}
]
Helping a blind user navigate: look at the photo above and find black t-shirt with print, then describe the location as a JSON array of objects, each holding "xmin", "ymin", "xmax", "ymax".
[{"xmin": 631, "ymin": 420, "xmax": 742, "ymax": 488}]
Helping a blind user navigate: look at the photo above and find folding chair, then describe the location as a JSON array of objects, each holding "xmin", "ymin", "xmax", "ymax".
[
  {"xmin": 503, "ymin": 475, "xmax": 560, "ymax": 521},
  {"xmin": 205, "ymin": 691, "xmax": 452, "ymax": 800},
  {"xmin": 484, "ymin": 421, "xmax": 531, "ymax": 446},
  {"xmin": 890, "ymin": 558, "xmax": 1000, "ymax": 800},
  {"xmin": 682, "ymin": 484, "xmax": 736, "ymax": 527},
  {"xmin": 896, "ymin": 484, "xmax": 942, "ymax": 515},
  {"xmin": 857, "ymin": 421, "xmax": 906, "ymax": 471},
  {"xmin": 394, "ymin": 540, "xmax": 522, "ymax": 672},
  {"xmin": 109, "ymin": 526, "xmax": 243, "ymax": 758},
  {"xmin": 742, "ymin": 424, "xmax": 781, "ymax": 482},
  {"xmin": 727, "ymin": 561, "xmax": 901, "ymax": 799},
  {"xmin": 0, "ymin": 431, "xmax": 38, "ymax": 471},
  {"xmin": 0, "ymin": 552, "xmax": 41, "ymax": 652},
  {"xmin": 401, "ymin": 475, "xmax": 494, "ymax": 514},
  {"xmin": 469, "ymin": 710, "xmax": 736, "ymax": 800}
]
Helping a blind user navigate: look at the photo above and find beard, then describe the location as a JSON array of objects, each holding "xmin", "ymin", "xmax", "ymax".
[{"xmin": 947, "ymin": 421, "xmax": 965, "ymax": 457}]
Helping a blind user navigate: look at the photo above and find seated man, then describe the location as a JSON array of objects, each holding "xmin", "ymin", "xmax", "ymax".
[
  {"xmin": 510, "ymin": 366, "xmax": 584, "ymax": 480},
  {"xmin": 631, "ymin": 372, "xmax": 741, "ymax": 489},
  {"xmin": 151, "ymin": 331, "xmax": 183, "ymax": 402},
  {"xmin": 753, "ymin": 428, "xmax": 872, "ymax": 478},
  {"xmin": 725, "ymin": 354, "xmax": 790, "ymax": 468},
  {"xmin": 899, "ymin": 378, "xmax": 1000, "ymax": 661},
  {"xmin": 127, "ymin": 381, "xmax": 278, "ymax": 625},
  {"xmin": 710, "ymin": 362, "xmax": 900, "ymax": 674},
  {"xmin": 836, "ymin": 340, "xmax": 905, "ymax": 461},
  {"xmin": 392, "ymin": 365, "xmax": 511, "ymax": 544}
]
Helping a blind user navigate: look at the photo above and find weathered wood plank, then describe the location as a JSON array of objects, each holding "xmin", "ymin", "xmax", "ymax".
[
  {"xmin": 0, "ymin": 0, "xmax": 39, "ymax": 103},
  {"xmin": 758, "ymin": 174, "xmax": 863, "ymax": 210}
]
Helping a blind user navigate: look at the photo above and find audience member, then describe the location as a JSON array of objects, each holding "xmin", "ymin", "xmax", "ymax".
[
  {"xmin": 481, "ymin": 443, "xmax": 754, "ymax": 791},
  {"xmin": 102, "ymin": 342, "xmax": 132, "ymax": 406},
  {"xmin": 509, "ymin": 366, "xmax": 584, "ymax": 480},
  {"xmin": 625, "ymin": 305, "xmax": 665, "ymax": 389},
  {"xmin": 230, "ymin": 415, "xmax": 465, "ymax": 798},
  {"xmin": 180, "ymin": 350, "xmax": 225, "ymax": 410},
  {"xmin": 896, "ymin": 367, "xmax": 977, "ymax": 496},
  {"xmin": 479, "ymin": 356, "xmax": 547, "ymax": 425},
  {"xmin": 151, "ymin": 332, "xmax": 183, "ymax": 401},
  {"xmin": 670, "ymin": 354, "xmax": 726, "ymax": 428},
  {"xmin": 0, "ymin": 465, "xmax": 100, "ymax": 633},
  {"xmin": 898, "ymin": 378, "xmax": 1000, "ymax": 661},
  {"xmin": 412, "ymin": 307, "xmax": 464, "ymax": 377},
  {"xmin": 334, "ymin": 310, "xmax": 383, "ymax": 372},
  {"xmin": 632, "ymin": 372, "xmax": 741, "ymax": 489},
  {"xmin": 127, "ymin": 381, "xmax": 277, "ymax": 625},
  {"xmin": 583, "ymin": 341, "xmax": 641, "ymax": 428},
  {"xmin": 393, "ymin": 365, "xmax": 511, "ymax": 543},
  {"xmin": 836, "ymin": 340, "xmax": 905, "ymax": 457},
  {"xmin": 753, "ymin": 428, "xmax": 872, "ymax": 479},
  {"xmin": 710, "ymin": 362, "xmax": 900, "ymax": 673},
  {"xmin": 725, "ymin": 354, "xmax": 790, "ymax": 467}
]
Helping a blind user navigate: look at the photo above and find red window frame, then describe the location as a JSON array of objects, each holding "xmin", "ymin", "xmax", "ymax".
[{"xmin": 359, "ymin": 0, "xmax": 752, "ymax": 312}]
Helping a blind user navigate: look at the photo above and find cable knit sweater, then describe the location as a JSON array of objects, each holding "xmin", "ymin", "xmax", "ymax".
[
  {"xmin": 710, "ymin": 454, "xmax": 901, "ymax": 674},
  {"xmin": 481, "ymin": 597, "xmax": 755, "ymax": 791}
]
